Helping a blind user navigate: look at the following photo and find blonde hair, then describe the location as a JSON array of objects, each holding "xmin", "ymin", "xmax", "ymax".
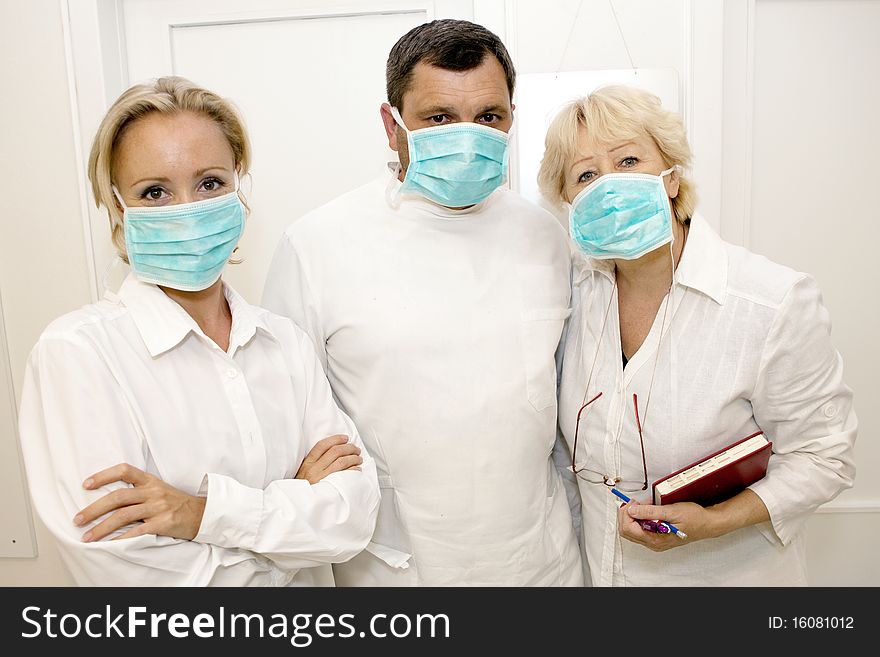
[
  {"xmin": 87, "ymin": 76, "xmax": 252, "ymax": 262},
  {"xmin": 538, "ymin": 85, "xmax": 696, "ymax": 225}
]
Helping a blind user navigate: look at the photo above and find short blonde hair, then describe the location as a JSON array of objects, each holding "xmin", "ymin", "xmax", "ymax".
[
  {"xmin": 87, "ymin": 76, "xmax": 252, "ymax": 262},
  {"xmin": 538, "ymin": 85, "xmax": 696, "ymax": 225}
]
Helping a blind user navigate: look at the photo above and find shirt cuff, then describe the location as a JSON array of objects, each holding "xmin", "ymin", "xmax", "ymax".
[
  {"xmin": 748, "ymin": 480, "xmax": 805, "ymax": 547},
  {"xmin": 193, "ymin": 472, "xmax": 264, "ymax": 550}
]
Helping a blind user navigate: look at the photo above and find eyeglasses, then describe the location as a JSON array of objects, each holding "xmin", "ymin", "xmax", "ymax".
[
  {"xmin": 569, "ymin": 274, "xmax": 675, "ymax": 493},
  {"xmin": 570, "ymin": 391, "xmax": 649, "ymax": 492}
]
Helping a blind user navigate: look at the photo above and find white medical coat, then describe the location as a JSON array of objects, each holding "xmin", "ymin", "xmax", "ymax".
[{"xmin": 263, "ymin": 175, "xmax": 583, "ymax": 586}]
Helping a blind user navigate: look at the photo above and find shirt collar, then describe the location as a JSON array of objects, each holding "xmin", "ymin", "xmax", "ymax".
[
  {"xmin": 573, "ymin": 214, "xmax": 728, "ymax": 305},
  {"xmin": 673, "ymin": 214, "xmax": 728, "ymax": 305},
  {"xmin": 224, "ymin": 281, "xmax": 277, "ymax": 351},
  {"xmin": 116, "ymin": 273, "xmax": 275, "ymax": 357}
]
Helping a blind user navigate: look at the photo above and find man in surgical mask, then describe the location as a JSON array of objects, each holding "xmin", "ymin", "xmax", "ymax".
[{"xmin": 263, "ymin": 19, "xmax": 584, "ymax": 586}]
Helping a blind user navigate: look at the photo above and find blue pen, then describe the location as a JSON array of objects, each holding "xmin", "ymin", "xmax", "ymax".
[{"xmin": 610, "ymin": 488, "xmax": 688, "ymax": 540}]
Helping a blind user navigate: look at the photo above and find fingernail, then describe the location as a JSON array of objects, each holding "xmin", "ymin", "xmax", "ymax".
[
  {"xmin": 627, "ymin": 506, "xmax": 639, "ymax": 516},
  {"xmin": 82, "ymin": 531, "xmax": 92, "ymax": 543},
  {"xmin": 83, "ymin": 478, "xmax": 94, "ymax": 489},
  {"xmin": 73, "ymin": 514, "xmax": 84, "ymax": 526}
]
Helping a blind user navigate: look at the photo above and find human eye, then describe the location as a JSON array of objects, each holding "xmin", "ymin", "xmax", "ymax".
[
  {"xmin": 619, "ymin": 156, "xmax": 639, "ymax": 168},
  {"xmin": 576, "ymin": 170, "xmax": 597, "ymax": 185},
  {"xmin": 139, "ymin": 186, "xmax": 168, "ymax": 203},
  {"xmin": 477, "ymin": 113, "xmax": 502, "ymax": 125},
  {"xmin": 427, "ymin": 114, "xmax": 451, "ymax": 125},
  {"xmin": 200, "ymin": 177, "xmax": 227, "ymax": 194}
]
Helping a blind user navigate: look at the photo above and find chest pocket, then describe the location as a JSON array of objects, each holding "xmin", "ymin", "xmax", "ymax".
[
  {"xmin": 522, "ymin": 307, "xmax": 572, "ymax": 411},
  {"xmin": 517, "ymin": 264, "xmax": 572, "ymax": 413}
]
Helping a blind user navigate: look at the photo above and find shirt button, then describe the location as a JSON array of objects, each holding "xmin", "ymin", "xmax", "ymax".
[
  {"xmin": 227, "ymin": 369, "xmax": 238, "ymax": 379},
  {"xmin": 823, "ymin": 403, "xmax": 837, "ymax": 418}
]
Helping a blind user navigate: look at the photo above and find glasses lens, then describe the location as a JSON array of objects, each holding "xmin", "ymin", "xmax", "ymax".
[
  {"xmin": 572, "ymin": 394, "xmax": 647, "ymax": 493},
  {"xmin": 572, "ymin": 468, "xmax": 646, "ymax": 492}
]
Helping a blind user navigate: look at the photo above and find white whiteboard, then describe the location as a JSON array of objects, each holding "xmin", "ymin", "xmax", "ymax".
[{"xmin": 0, "ymin": 288, "xmax": 37, "ymax": 557}]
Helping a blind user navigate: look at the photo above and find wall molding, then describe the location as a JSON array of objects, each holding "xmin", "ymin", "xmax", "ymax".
[
  {"xmin": 61, "ymin": 0, "xmax": 99, "ymax": 303},
  {"xmin": 720, "ymin": 0, "xmax": 756, "ymax": 248},
  {"xmin": 0, "ymin": 287, "xmax": 37, "ymax": 557},
  {"xmin": 62, "ymin": 0, "xmax": 130, "ymax": 303},
  {"xmin": 816, "ymin": 502, "xmax": 880, "ymax": 515}
]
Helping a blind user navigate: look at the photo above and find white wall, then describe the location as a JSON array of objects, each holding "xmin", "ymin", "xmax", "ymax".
[
  {"xmin": 0, "ymin": 0, "xmax": 875, "ymax": 586},
  {"xmin": 722, "ymin": 0, "xmax": 880, "ymax": 585},
  {"xmin": 0, "ymin": 0, "xmax": 87, "ymax": 585}
]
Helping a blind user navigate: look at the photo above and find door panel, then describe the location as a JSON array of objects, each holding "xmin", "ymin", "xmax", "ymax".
[{"xmin": 116, "ymin": 0, "xmax": 471, "ymax": 301}]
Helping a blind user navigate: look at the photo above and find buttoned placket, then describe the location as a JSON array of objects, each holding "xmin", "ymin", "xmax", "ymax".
[
  {"xmin": 597, "ymin": 293, "xmax": 625, "ymax": 586},
  {"xmin": 203, "ymin": 325, "xmax": 267, "ymax": 487},
  {"xmin": 597, "ymin": 277, "xmax": 683, "ymax": 586}
]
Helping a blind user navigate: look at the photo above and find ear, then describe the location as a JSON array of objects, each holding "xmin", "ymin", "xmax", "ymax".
[
  {"xmin": 665, "ymin": 166, "xmax": 681, "ymax": 200},
  {"xmin": 380, "ymin": 103, "xmax": 400, "ymax": 152}
]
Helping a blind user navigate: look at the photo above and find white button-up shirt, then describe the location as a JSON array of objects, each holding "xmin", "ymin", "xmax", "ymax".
[
  {"xmin": 558, "ymin": 215, "xmax": 856, "ymax": 586},
  {"xmin": 18, "ymin": 274, "xmax": 380, "ymax": 586}
]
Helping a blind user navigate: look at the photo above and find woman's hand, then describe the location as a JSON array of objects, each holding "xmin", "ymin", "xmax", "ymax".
[
  {"xmin": 74, "ymin": 464, "xmax": 206, "ymax": 542},
  {"xmin": 617, "ymin": 489, "xmax": 770, "ymax": 551},
  {"xmin": 295, "ymin": 434, "xmax": 363, "ymax": 484},
  {"xmin": 617, "ymin": 500, "xmax": 716, "ymax": 551}
]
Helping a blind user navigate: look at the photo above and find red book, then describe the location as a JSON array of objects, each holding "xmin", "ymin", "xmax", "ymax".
[{"xmin": 652, "ymin": 431, "xmax": 772, "ymax": 506}]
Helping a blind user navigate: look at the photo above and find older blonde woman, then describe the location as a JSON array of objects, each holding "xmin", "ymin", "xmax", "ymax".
[
  {"xmin": 539, "ymin": 85, "xmax": 856, "ymax": 586},
  {"xmin": 18, "ymin": 76, "xmax": 379, "ymax": 586}
]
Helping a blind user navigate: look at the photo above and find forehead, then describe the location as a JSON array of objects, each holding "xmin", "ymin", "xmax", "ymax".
[
  {"xmin": 402, "ymin": 58, "xmax": 510, "ymax": 111},
  {"xmin": 113, "ymin": 111, "xmax": 233, "ymax": 177},
  {"xmin": 571, "ymin": 124, "xmax": 659, "ymax": 162}
]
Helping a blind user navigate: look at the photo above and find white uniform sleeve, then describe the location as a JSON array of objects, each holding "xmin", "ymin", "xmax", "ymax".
[
  {"xmin": 194, "ymin": 328, "xmax": 381, "ymax": 569},
  {"xmin": 262, "ymin": 231, "xmax": 328, "ymax": 370},
  {"xmin": 18, "ymin": 336, "xmax": 273, "ymax": 586},
  {"xmin": 749, "ymin": 276, "xmax": 857, "ymax": 546}
]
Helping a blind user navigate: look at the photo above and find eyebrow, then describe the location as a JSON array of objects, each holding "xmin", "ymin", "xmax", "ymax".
[
  {"xmin": 129, "ymin": 167, "xmax": 230, "ymax": 187},
  {"xmin": 475, "ymin": 104, "xmax": 508, "ymax": 115},
  {"xmin": 569, "ymin": 155, "xmax": 595, "ymax": 171},
  {"xmin": 420, "ymin": 106, "xmax": 458, "ymax": 117},
  {"xmin": 569, "ymin": 142, "xmax": 641, "ymax": 171},
  {"xmin": 609, "ymin": 141, "xmax": 638, "ymax": 153},
  {"xmin": 418, "ymin": 105, "xmax": 509, "ymax": 117}
]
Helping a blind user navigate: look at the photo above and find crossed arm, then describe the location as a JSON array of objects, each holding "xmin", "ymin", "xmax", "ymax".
[{"xmin": 74, "ymin": 435, "xmax": 363, "ymax": 543}]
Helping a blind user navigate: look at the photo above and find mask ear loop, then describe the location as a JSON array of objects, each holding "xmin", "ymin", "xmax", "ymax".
[
  {"xmin": 111, "ymin": 186, "xmax": 128, "ymax": 211},
  {"xmin": 229, "ymin": 170, "xmax": 248, "ymax": 264},
  {"xmin": 389, "ymin": 106, "xmax": 409, "ymax": 132},
  {"xmin": 634, "ymin": 195, "xmax": 682, "ymax": 444},
  {"xmin": 385, "ymin": 107, "xmax": 412, "ymax": 209}
]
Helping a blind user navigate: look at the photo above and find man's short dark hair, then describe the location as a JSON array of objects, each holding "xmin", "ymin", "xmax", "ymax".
[{"xmin": 386, "ymin": 19, "xmax": 516, "ymax": 111}]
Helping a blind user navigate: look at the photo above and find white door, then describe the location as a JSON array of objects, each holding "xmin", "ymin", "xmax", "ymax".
[{"xmin": 73, "ymin": 0, "xmax": 478, "ymax": 302}]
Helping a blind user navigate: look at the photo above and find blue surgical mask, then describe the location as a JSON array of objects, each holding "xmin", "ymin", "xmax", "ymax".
[
  {"xmin": 114, "ymin": 186, "xmax": 245, "ymax": 292},
  {"xmin": 569, "ymin": 167, "xmax": 676, "ymax": 260},
  {"xmin": 390, "ymin": 106, "xmax": 510, "ymax": 207}
]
